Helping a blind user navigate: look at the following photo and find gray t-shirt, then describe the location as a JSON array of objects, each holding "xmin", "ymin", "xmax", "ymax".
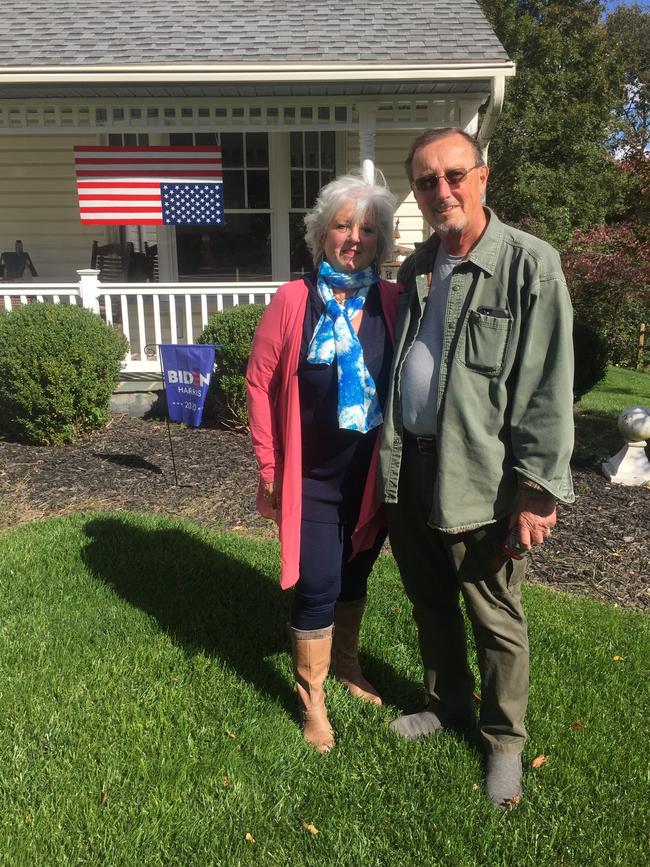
[{"xmin": 401, "ymin": 246, "xmax": 464, "ymax": 435}]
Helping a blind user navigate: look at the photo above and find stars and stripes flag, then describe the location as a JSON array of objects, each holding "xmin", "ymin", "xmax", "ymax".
[{"xmin": 73, "ymin": 145, "xmax": 224, "ymax": 226}]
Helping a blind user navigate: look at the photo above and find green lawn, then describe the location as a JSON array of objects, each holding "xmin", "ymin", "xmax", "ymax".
[
  {"xmin": 577, "ymin": 365, "xmax": 650, "ymax": 417},
  {"xmin": 0, "ymin": 512, "xmax": 647, "ymax": 866}
]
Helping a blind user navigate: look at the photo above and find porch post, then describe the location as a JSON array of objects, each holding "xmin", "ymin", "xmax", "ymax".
[
  {"xmin": 77, "ymin": 269, "xmax": 101, "ymax": 314},
  {"xmin": 358, "ymin": 104, "xmax": 377, "ymax": 183},
  {"xmin": 269, "ymin": 132, "xmax": 291, "ymax": 281}
]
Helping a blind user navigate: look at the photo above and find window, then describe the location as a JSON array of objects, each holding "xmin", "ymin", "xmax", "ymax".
[
  {"xmin": 169, "ymin": 132, "xmax": 271, "ymax": 281},
  {"xmin": 176, "ymin": 215, "xmax": 271, "ymax": 282},
  {"xmin": 108, "ymin": 133, "xmax": 149, "ymax": 146},
  {"xmin": 289, "ymin": 131, "xmax": 336, "ymax": 278}
]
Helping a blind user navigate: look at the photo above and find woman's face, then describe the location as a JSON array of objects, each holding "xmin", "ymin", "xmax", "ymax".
[{"xmin": 322, "ymin": 204, "xmax": 379, "ymax": 273}]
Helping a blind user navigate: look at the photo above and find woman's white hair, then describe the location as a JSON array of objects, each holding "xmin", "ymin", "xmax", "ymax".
[{"xmin": 304, "ymin": 170, "xmax": 396, "ymax": 268}]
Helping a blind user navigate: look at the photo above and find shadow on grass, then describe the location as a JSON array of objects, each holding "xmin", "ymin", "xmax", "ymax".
[
  {"xmin": 80, "ymin": 515, "xmax": 420, "ymax": 719},
  {"xmin": 82, "ymin": 515, "xmax": 296, "ymax": 713}
]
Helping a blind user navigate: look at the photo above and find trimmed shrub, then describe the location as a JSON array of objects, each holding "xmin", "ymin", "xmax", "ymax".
[
  {"xmin": 0, "ymin": 303, "xmax": 128, "ymax": 445},
  {"xmin": 198, "ymin": 303, "xmax": 265, "ymax": 427},
  {"xmin": 573, "ymin": 318, "xmax": 609, "ymax": 403}
]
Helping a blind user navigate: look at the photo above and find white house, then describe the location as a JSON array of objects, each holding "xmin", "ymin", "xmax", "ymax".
[{"xmin": 0, "ymin": 1, "xmax": 513, "ymax": 374}]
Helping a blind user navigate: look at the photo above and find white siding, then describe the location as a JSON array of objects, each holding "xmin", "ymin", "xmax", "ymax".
[
  {"xmin": 346, "ymin": 130, "xmax": 426, "ymax": 253},
  {"xmin": 0, "ymin": 134, "xmax": 108, "ymax": 280}
]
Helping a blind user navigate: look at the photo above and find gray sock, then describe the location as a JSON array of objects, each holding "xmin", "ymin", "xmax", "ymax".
[{"xmin": 485, "ymin": 753, "xmax": 523, "ymax": 809}]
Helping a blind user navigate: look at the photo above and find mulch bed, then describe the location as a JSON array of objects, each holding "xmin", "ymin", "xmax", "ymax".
[{"xmin": 0, "ymin": 414, "xmax": 648, "ymax": 611}]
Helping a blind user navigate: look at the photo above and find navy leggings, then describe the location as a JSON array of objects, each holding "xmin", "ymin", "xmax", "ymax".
[{"xmin": 290, "ymin": 519, "xmax": 387, "ymax": 630}]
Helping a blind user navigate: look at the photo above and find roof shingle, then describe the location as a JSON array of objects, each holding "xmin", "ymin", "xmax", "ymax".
[{"xmin": 0, "ymin": 1, "xmax": 508, "ymax": 67}]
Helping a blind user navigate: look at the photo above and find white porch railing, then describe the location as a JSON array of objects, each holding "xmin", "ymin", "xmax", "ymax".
[{"xmin": 1, "ymin": 270, "xmax": 281, "ymax": 373}]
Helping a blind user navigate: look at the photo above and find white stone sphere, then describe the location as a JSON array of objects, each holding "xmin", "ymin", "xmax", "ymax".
[{"xmin": 617, "ymin": 405, "xmax": 650, "ymax": 442}]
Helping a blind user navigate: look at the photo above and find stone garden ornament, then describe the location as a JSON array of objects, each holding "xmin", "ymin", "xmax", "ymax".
[{"xmin": 601, "ymin": 405, "xmax": 650, "ymax": 486}]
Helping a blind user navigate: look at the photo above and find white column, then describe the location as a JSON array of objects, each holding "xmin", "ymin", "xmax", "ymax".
[
  {"xmin": 358, "ymin": 104, "xmax": 377, "ymax": 183},
  {"xmin": 269, "ymin": 132, "xmax": 291, "ymax": 281},
  {"xmin": 77, "ymin": 269, "xmax": 100, "ymax": 313}
]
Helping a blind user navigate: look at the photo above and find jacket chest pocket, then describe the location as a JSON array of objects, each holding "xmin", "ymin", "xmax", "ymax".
[{"xmin": 463, "ymin": 307, "xmax": 512, "ymax": 375}]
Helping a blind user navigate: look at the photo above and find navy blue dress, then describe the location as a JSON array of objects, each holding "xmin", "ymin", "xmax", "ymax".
[{"xmin": 291, "ymin": 275, "xmax": 392, "ymax": 629}]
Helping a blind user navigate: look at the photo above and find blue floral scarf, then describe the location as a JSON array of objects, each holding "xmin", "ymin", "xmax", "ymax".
[{"xmin": 306, "ymin": 260, "xmax": 382, "ymax": 433}]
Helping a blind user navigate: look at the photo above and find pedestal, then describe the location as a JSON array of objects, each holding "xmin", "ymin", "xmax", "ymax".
[{"xmin": 602, "ymin": 440, "xmax": 650, "ymax": 486}]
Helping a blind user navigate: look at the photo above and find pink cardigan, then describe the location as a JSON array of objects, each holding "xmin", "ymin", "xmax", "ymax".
[{"xmin": 246, "ymin": 276, "xmax": 399, "ymax": 589}]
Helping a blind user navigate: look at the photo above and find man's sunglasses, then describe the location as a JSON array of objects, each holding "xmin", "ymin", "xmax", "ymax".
[{"xmin": 412, "ymin": 164, "xmax": 482, "ymax": 193}]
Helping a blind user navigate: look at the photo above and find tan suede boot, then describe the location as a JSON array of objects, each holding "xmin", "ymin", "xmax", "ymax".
[
  {"xmin": 331, "ymin": 597, "xmax": 382, "ymax": 706},
  {"xmin": 290, "ymin": 625, "xmax": 335, "ymax": 753}
]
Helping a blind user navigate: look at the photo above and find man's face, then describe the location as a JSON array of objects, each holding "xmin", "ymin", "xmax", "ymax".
[{"xmin": 411, "ymin": 134, "xmax": 489, "ymax": 237}]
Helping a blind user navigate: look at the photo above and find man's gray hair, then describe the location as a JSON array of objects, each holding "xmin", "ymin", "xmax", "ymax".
[
  {"xmin": 304, "ymin": 170, "xmax": 396, "ymax": 267},
  {"xmin": 404, "ymin": 128, "xmax": 485, "ymax": 182}
]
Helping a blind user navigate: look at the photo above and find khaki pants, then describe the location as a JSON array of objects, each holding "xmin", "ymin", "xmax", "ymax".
[{"xmin": 386, "ymin": 435, "xmax": 529, "ymax": 755}]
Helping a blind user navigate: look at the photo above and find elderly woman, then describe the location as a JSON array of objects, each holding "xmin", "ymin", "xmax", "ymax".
[{"xmin": 246, "ymin": 172, "xmax": 399, "ymax": 752}]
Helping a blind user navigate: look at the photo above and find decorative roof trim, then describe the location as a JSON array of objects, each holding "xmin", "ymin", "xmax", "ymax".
[{"xmin": 0, "ymin": 62, "xmax": 516, "ymax": 85}]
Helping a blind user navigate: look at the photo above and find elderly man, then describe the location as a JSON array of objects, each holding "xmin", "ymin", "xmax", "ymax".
[{"xmin": 378, "ymin": 128, "xmax": 574, "ymax": 808}]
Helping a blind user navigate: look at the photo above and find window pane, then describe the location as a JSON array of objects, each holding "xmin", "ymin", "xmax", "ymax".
[
  {"xmin": 247, "ymin": 171, "xmax": 270, "ymax": 208},
  {"xmin": 305, "ymin": 132, "xmax": 319, "ymax": 169},
  {"xmin": 175, "ymin": 214, "xmax": 271, "ymax": 282},
  {"xmin": 221, "ymin": 133, "xmax": 244, "ymax": 167},
  {"xmin": 321, "ymin": 132, "xmax": 336, "ymax": 170},
  {"xmin": 290, "ymin": 132, "xmax": 304, "ymax": 168},
  {"xmin": 223, "ymin": 170, "xmax": 245, "ymax": 208},
  {"xmin": 246, "ymin": 132, "xmax": 268, "ymax": 168},
  {"xmin": 306, "ymin": 171, "xmax": 321, "ymax": 208},
  {"xmin": 195, "ymin": 132, "xmax": 218, "ymax": 145},
  {"xmin": 290, "ymin": 212, "xmax": 313, "ymax": 279},
  {"xmin": 321, "ymin": 169, "xmax": 335, "ymax": 188},
  {"xmin": 169, "ymin": 133, "xmax": 194, "ymax": 146},
  {"xmin": 291, "ymin": 170, "xmax": 305, "ymax": 209}
]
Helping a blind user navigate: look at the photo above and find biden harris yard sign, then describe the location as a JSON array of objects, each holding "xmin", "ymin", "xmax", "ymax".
[{"xmin": 159, "ymin": 344, "xmax": 217, "ymax": 427}]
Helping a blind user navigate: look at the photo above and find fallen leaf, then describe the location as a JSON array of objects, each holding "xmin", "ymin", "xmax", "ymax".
[
  {"xmin": 302, "ymin": 822, "xmax": 319, "ymax": 836},
  {"xmin": 610, "ymin": 551, "xmax": 621, "ymax": 557},
  {"xmin": 505, "ymin": 794, "xmax": 521, "ymax": 811},
  {"xmin": 531, "ymin": 755, "xmax": 547, "ymax": 769},
  {"xmin": 99, "ymin": 787, "xmax": 109, "ymax": 806},
  {"xmin": 612, "ymin": 655, "xmax": 624, "ymax": 661},
  {"xmin": 471, "ymin": 783, "xmax": 479, "ymax": 792},
  {"xmin": 226, "ymin": 729, "xmax": 236, "ymax": 739},
  {"xmin": 221, "ymin": 775, "xmax": 230, "ymax": 787},
  {"xmin": 571, "ymin": 721, "xmax": 584, "ymax": 730},
  {"xmin": 245, "ymin": 833, "xmax": 255, "ymax": 843}
]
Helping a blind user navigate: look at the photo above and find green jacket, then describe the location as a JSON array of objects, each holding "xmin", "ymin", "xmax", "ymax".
[{"xmin": 378, "ymin": 209, "xmax": 575, "ymax": 532}]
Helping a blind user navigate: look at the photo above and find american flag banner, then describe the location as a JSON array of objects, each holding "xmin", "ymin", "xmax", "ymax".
[{"xmin": 73, "ymin": 146, "xmax": 224, "ymax": 226}]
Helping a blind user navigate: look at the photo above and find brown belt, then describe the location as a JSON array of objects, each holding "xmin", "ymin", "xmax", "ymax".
[{"xmin": 404, "ymin": 429, "xmax": 436, "ymax": 455}]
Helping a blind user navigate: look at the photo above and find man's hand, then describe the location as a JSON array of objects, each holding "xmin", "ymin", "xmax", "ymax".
[{"xmin": 510, "ymin": 491, "xmax": 557, "ymax": 549}]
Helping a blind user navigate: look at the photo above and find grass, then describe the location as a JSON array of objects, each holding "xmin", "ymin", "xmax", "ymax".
[
  {"xmin": 577, "ymin": 366, "xmax": 650, "ymax": 418},
  {"xmin": 574, "ymin": 365, "xmax": 650, "ymax": 463},
  {"xmin": 0, "ymin": 512, "xmax": 648, "ymax": 866}
]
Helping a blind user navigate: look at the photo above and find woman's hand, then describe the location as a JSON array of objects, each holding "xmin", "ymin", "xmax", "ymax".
[{"xmin": 263, "ymin": 480, "xmax": 282, "ymax": 510}]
